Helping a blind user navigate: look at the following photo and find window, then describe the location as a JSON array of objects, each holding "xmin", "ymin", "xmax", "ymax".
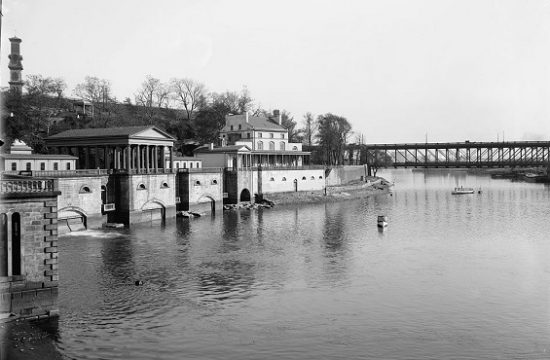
[
  {"xmin": 257, "ymin": 141, "xmax": 263, "ymax": 150},
  {"xmin": 258, "ymin": 133, "xmax": 263, "ymax": 138},
  {"xmin": 230, "ymin": 125, "xmax": 234, "ymax": 131},
  {"xmin": 311, "ymin": 176, "xmax": 315, "ymax": 180},
  {"xmin": 211, "ymin": 179, "xmax": 218, "ymax": 185},
  {"xmin": 26, "ymin": 162, "xmax": 31, "ymax": 171},
  {"xmin": 247, "ymin": 133, "xmax": 251, "ymax": 139},
  {"xmin": 53, "ymin": 163, "xmax": 59, "ymax": 170},
  {"xmin": 302, "ymin": 177, "xmax": 307, "ymax": 180},
  {"xmin": 282, "ymin": 177, "xmax": 287, "ymax": 181},
  {"xmin": 161, "ymin": 182, "xmax": 169, "ymax": 188},
  {"xmin": 282, "ymin": 134, "xmax": 285, "ymax": 139},
  {"xmin": 269, "ymin": 177, "xmax": 275, "ymax": 181},
  {"xmin": 196, "ymin": 162, "xmax": 200, "ymax": 168},
  {"xmin": 66, "ymin": 163, "xmax": 71, "ymax": 170},
  {"xmin": 270, "ymin": 133, "xmax": 274, "ymax": 138},
  {"xmin": 190, "ymin": 163, "xmax": 194, "ymax": 168},
  {"xmin": 194, "ymin": 180, "xmax": 201, "ymax": 186},
  {"xmin": 137, "ymin": 183, "xmax": 146, "ymax": 190},
  {"xmin": 176, "ymin": 163, "xmax": 180, "ymax": 169},
  {"xmin": 292, "ymin": 146, "xmax": 298, "ymax": 151},
  {"xmin": 238, "ymin": 124, "xmax": 242, "ymax": 130},
  {"xmin": 11, "ymin": 162, "xmax": 16, "ymax": 171},
  {"xmin": 40, "ymin": 162, "xmax": 46, "ymax": 170},
  {"xmin": 269, "ymin": 141, "xmax": 275, "ymax": 150},
  {"xmin": 80, "ymin": 186, "xmax": 92, "ymax": 193},
  {"xmin": 319, "ymin": 176, "xmax": 323, "ymax": 179},
  {"xmin": 280, "ymin": 142, "xmax": 285, "ymax": 151},
  {"xmin": 183, "ymin": 163, "xmax": 187, "ymax": 168}
]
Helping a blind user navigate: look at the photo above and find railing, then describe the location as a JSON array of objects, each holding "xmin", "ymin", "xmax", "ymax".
[
  {"xmin": 0, "ymin": 179, "xmax": 56, "ymax": 193},
  {"xmin": 176, "ymin": 167, "xmax": 223, "ymax": 173},
  {"xmin": 30, "ymin": 169, "xmax": 111, "ymax": 177}
]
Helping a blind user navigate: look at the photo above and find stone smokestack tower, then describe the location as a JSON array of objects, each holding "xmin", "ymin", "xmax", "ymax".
[{"xmin": 8, "ymin": 36, "xmax": 24, "ymax": 93}]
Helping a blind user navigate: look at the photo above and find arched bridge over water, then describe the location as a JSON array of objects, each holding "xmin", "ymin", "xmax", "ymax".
[{"xmin": 363, "ymin": 141, "xmax": 550, "ymax": 174}]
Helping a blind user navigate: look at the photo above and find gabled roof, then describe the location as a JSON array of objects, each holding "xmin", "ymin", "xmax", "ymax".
[
  {"xmin": 224, "ymin": 114, "xmax": 286, "ymax": 132},
  {"xmin": 48, "ymin": 126, "xmax": 176, "ymax": 140}
]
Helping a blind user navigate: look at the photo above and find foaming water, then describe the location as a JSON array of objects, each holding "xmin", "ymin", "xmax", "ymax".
[{"xmin": 14, "ymin": 170, "xmax": 550, "ymax": 359}]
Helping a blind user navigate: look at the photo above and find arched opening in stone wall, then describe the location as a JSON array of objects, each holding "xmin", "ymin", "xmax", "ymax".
[
  {"xmin": 240, "ymin": 188, "xmax": 251, "ymax": 202},
  {"xmin": 11, "ymin": 212, "xmax": 21, "ymax": 276},
  {"xmin": 58, "ymin": 208, "xmax": 88, "ymax": 232},
  {"xmin": 0, "ymin": 213, "xmax": 7, "ymax": 276},
  {"xmin": 142, "ymin": 201, "xmax": 166, "ymax": 224}
]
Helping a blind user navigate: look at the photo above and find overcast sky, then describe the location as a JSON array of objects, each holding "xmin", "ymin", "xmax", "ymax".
[{"xmin": 2, "ymin": 0, "xmax": 550, "ymax": 143}]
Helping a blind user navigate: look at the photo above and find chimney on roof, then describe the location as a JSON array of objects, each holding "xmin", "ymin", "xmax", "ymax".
[
  {"xmin": 273, "ymin": 109, "xmax": 282, "ymax": 125},
  {"xmin": 245, "ymin": 112, "xmax": 249, "ymax": 123}
]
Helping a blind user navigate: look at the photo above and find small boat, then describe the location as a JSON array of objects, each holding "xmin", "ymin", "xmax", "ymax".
[
  {"xmin": 377, "ymin": 215, "xmax": 388, "ymax": 228},
  {"xmin": 451, "ymin": 186, "xmax": 474, "ymax": 195}
]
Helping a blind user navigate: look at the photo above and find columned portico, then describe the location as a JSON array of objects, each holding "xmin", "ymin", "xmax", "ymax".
[{"xmin": 46, "ymin": 126, "xmax": 176, "ymax": 173}]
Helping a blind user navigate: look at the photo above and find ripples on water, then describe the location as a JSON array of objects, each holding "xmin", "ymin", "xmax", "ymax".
[{"xmin": 10, "ymin": 170, "xmax": 550, "ymax": 359}]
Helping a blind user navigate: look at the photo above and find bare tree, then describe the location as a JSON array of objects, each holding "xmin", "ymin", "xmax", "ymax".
[
  {"xmin": 170, "ymin": 78, "xmax": 206, "ymax": 121},
  {"xmin": 135, "ymin": 75, "xmax": 170, "ymax": 124},
  {"xmin": 74, "ymin": 76, "xmax": 113, "ymax": 107},
  {"xmin": 316, "ymin": 113, "xmax": 352, "ymax": 166},
  {"xmin": 302, "ymin": 112, "xmax": 316, "ymax": 146}
]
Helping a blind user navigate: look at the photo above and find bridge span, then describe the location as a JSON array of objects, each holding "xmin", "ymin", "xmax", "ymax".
[{"xmin": 363, "ymin": 141, "xmax": 550, "ymax": 174}]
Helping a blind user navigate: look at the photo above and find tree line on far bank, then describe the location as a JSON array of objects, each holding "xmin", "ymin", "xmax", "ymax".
[{"xmin": 1, "ymin": 74, "xmax": 359, "ymax": 165}]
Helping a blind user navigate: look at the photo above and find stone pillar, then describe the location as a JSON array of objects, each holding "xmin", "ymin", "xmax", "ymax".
[
  {"xmin": 145, "ymin": 145, "xmax": 151, "ymax": 173},
  {"xmin": 160, "ymin": 146, "xmax": 166, "ymax": 169},
  {"xmin": 136, "ymin": 145, "xmax": 141, "ymax": 172},
  {"xmin": 153, "ymin": 146, "xmax": 158, "ymax": 172},
  {"xmin": 126, "ymin": 146, "xmax": 132, "ymax": 171},
  {"xmin": 169, "ymin": 146, "xmax": 174, "ymax": 171}
]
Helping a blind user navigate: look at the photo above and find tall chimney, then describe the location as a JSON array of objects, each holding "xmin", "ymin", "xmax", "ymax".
[
  {"xmin": 245, "ymin": 112, "xmax": 249, "ymax": 123},
  {"xmin": 273, "ymin": 109, "xmax": 282, "ymax": 125},
  {"xmin": 8, "ymin": 37, "xmax": 24, "ymax": 94}
]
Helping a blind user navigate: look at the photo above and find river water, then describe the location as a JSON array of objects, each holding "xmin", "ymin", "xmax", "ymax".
[{"xmin": 7, "ymin": 170, "xmax": 550, "ymax": 359}]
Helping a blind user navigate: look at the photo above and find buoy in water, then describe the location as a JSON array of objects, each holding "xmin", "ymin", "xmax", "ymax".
[
  {"xmin": 135, "ymin": 280, "xmax": 144, "ymax": 286},
  {"xmin": 377, "ymin": 215, "xmax": 388, "ymax": 228}
]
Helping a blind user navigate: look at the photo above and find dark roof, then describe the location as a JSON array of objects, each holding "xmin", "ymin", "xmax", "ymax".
[
  {"xmin": 1, "ymin": 154, "xmax": 78, "ymax": 159},
  {"xmin": 48, "ymin": 126, "xmax": 175, "ymax": 140},
  {"xmin": 224, "ymin": 114, "xmax": 285, "ymax": 132}
]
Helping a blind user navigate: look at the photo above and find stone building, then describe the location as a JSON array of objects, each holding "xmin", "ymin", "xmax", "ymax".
[
  {"xmin": 0, "ymin": 140, "xmax": 77, "ymax": 172},
  {"xmin": 0, "ymin": 176, "xmax": 60, "ymax": 319}
]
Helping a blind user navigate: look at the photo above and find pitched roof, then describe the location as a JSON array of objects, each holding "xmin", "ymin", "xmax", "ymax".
[
  {"xmin": 48, "ymin": 126, "xmax": 175, "ymax": 140},
  {"xmin": 224, "ymin": 114, "xmax": 285, "ymax": 131}
]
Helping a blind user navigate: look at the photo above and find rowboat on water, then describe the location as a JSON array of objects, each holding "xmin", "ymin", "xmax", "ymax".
[{"xmin": 451, "ymin": 186, "xmax": 475, "ymax": 195}]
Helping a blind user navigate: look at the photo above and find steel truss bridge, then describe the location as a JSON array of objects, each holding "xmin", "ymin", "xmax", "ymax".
[{"xmin": 363, "ymin": 141, "xmax": 550, "ymax": 172}]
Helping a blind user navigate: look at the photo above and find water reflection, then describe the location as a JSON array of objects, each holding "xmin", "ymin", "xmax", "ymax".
[{"xmin": 7, "ymin": 170, "xmax": 550, "ymax": 360}]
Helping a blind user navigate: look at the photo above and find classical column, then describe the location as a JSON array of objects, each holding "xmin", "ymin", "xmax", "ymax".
[
  {"xmin": 126, "ymin": 146, "xmax": 132, "ymax": 171},
  {"xmin": 136, "ymin": 145, "xmax": 141, "ymax": 172},
  {"xmin": 160, "ymin": 146, "xmax": 166, "ymax": 169},
  {"xmin": 145, "ymin": 145, "xmax": 151, "ymax": 173},
  {"xmin": 169, "ymin": 146, "xmax": 174, "ymax": 171},
  {"xmin": 94, "ymin": 146, "xmax": 99, "ymax": 169},
  {"xmin": 153, "ymin": 146, "xmax": 158, "ymax": 172}
]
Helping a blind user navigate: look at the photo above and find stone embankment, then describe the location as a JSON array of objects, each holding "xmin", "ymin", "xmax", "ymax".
[{"xmin": 220, "ymin": 177, "xmax": 392, "ymax": 210}]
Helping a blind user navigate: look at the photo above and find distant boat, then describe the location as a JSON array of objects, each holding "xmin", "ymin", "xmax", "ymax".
[
  {"xmin": 523, "ymin": 173, "xmax": 547, "ymax": 183},
  {"xmin": 377, "ymin": 215, "xmax": 388, "ymax": 227},
  {"xmin": 452, "ymin": 186, "xmax": 475, "ymax": 195}
]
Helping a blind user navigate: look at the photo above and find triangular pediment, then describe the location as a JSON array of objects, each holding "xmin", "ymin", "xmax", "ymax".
[{"xmin": 132, "ymin": 127, "xmax": 176, "ymax": 140}]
